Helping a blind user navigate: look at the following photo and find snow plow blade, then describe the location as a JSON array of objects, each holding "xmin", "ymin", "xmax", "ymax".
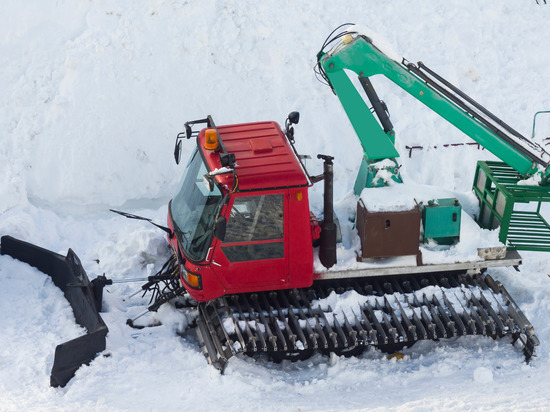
[
  {"xmin": 0, "ymin": 235, "xmax": 108, "ymax": 387},
  {"xmin": 195, "ymin": 271, "xmax": 539, "ymax": 371}
]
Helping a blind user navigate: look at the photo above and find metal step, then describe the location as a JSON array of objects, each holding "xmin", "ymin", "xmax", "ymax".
[{"xmin": 195, "ymin": 271, "xmax": 539, "ymax": 371}]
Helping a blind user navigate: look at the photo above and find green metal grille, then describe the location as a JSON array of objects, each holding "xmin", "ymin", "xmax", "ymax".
[
  {"xmin": 472, "ymin": 161, "xmax": 550, "ymax": 251},
  {"xmin": 507, "ymin": 211, "xmax": 550, "ymax": 251}
]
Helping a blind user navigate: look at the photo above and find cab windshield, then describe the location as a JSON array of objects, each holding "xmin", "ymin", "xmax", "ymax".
[{"xmin": 170, "ymin": 148, "xmax": 223, "ymax": 261}]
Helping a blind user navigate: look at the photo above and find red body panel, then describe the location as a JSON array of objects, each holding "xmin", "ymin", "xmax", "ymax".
[
  {"xmin": 169, "ymin": 120, "xmax": 314, "ymax": 302},
  {"xmin": 212, "ymin": 190, "xmax": 288, "ymax": 292},
  {"xmin": 200, "ymin": 121, "xmax": 308, "ymax": 191},
  {"xmin": 286, "ymin": 187, "xmax": 314, "ymax": 289}
]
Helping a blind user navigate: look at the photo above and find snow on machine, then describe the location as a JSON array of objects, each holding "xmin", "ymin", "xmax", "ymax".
[{"xmin": 2, "ymin": 24, "xmax": 547, "ymax": 385}]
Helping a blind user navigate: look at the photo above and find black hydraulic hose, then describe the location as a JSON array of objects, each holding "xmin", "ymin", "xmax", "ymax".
[
  {"xmin": 417, "ymin": 62, "xmax": 525, "ymax": 141},
  {"xmin": 359, "ymin": 76, "xmax": 394, "ymax": 133},
  {"xmin": 407, "ymin": 62, "xmax": 549, "ymax": 167}
]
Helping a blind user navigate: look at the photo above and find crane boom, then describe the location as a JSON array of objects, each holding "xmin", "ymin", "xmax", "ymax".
[{"xmin": 317, "ymin": 33, "xmax": 550, "ymax": 184}]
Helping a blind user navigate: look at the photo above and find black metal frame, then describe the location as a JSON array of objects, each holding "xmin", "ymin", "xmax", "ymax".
[{"xmin": 0, "ymin": 236, "xmax": 108, "ymax": 388}]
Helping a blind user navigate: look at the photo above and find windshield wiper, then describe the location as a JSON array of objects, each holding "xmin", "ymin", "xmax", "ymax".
[{"xmin": 110, "ymin": 209, "xmax": 174, "ymax": 238}]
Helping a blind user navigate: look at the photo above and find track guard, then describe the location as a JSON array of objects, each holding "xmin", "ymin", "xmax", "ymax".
[{"xmin": 0, "ymin": 235, "xmax": 108, "ymax": 387}]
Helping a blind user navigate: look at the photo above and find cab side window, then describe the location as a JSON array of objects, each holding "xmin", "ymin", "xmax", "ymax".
[{"xmin": 223, "ymin": 194, "xmax": 284, "ymax": 261}]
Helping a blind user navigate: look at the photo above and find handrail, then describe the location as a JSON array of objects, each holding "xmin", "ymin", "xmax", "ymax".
[{"xmin": 531, "ymin": 110, "xmax": 550, "ymax": 139}]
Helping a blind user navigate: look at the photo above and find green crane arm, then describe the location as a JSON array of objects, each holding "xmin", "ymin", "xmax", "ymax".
[{"xmin": 318, "ymin": 33, "xmax": 550, "ymax": 184}]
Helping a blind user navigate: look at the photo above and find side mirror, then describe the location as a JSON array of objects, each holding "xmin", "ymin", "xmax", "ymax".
[
  {"xmin": 285, "ymin": 111, "xmax": 300, "ymax": 143},
  {"xmin": 174, "ymin": 140, "xmax": 182, "ymax": 164},
  {"xmin": 213, "ymin": 216, "xmax": 227, "ymax": 241},
  {"xmin": 288, "ymin": 111, "xmax": 300, "ymax": 125}
]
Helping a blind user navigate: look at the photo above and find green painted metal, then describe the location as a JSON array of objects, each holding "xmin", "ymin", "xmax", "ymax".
[
  {"xmin": 320, "ymin": 36, "xmax": 539, "ymax": 178},
  {"xmin": 473, "ymin": 160, "xmax": 550, "ymax": 251},
  {"xmin": 422, "ymin": 198, "xmax": 461, "ymax": 245},
  {"xmin": 353, "ymin": 157, "xmax": 402, "ymax": 195},
  {"xmin": 323, "ymin": 68, "xmax": 399, "ymax": 161},
  {"xmin": 531, "ymin": 110, "xmax": 550, "ymax": 138},
  {"xmin": 320, "ymin": 33, "xmax": 550, "ymax": 251}
]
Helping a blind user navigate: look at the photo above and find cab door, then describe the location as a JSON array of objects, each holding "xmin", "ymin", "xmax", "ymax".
[{"xmin": 211, "ymin": 191, "xmax": 288, "ymax": 292}]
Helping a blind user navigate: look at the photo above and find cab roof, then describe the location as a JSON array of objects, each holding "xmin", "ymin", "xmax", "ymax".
[{"xmin": 199, "ymin": 121, "xmax": 309, "ymax": 192}]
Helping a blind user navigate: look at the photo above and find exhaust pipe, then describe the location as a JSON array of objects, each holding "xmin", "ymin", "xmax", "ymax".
[{"xmin": 317, "ymin": 154, "xmax": 337, "ymax": 268}]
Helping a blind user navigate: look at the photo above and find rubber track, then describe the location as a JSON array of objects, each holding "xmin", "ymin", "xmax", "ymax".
[{"xmin": 195, "ymin": 271, "xmax": 539, "ymax": 371}]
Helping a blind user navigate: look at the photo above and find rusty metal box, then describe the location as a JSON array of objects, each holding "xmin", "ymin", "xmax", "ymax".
[{"xmin": 356, "ymin": 200, "xmax": 421, "ymax": 259}]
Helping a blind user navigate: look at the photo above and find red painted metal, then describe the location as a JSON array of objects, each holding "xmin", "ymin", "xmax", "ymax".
[
  {"xmin": 286, "ymin": 187, "xmax": 314, "ymax": 288},
  {"xmin": 168, "ymin": 121, "xmax": 315, "ymax": 302},
  {"xmin": 200, "ymin": 121, "xmax": 309, "ymax": 191}
]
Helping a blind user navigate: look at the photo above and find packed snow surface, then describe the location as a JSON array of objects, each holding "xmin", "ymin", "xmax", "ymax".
[{"xmin": 2, "ymin": 1, "xmax": 550, "ymax": 411}]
